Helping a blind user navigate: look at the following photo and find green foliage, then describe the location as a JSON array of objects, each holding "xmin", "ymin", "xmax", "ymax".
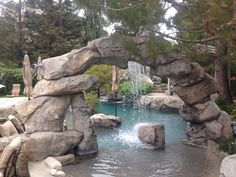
[
  {"xmin": 85, "ymin": 64, "xmax": 112, "ymax": 94},
  {"xmin": 215, "ymin": 97, "xmax": 236, "ymax": 120},
  {"xmin": 146, "ymin": 35, "xmax": 172, "ymax": 57},
  {"xmin": 84, "ymin": 90, "xmax": 99, "ymax": 109},
  {"xmin": 219, "ymin": 138, "xmax": 236, "ymax": 155},
  {"xmin": 160, "ymin": 76, "xmax": 168, "ymax": 84},
  {"xmin": 24, "ymin": 0, "xmax": 87, "ymax": 60},
  {"xmin": 0, "ymin": 62, "xmax": 37, "ymax": 95},
  {"xmin": 120, "ymin": 81, "xmax": 152, "ymax": 96}
]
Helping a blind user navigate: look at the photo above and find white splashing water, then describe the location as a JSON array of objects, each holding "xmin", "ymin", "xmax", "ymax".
[
  {"xmin": 127, "ymin": 61, "xmax": 146, "ymax": 100},
  {"xmin": 114, "ymin": 123, "xmax": 155, "ymax": 149}
]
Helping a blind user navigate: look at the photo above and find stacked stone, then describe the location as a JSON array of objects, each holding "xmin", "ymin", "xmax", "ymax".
[
  {"xmin": 154, "ymin": 58, "xmax": 232, "ymax": 146},
  {"xmin": 40, "ymin": 37, "xmax": 232, "ymax": 146},
  {"xmin": 14, "ymin": 74, "xmax": 100, "ymax": 177}
]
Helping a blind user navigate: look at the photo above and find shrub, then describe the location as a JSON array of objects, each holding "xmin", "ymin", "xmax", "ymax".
[
  {"xmin": 0, "ymin": 63, "xmax": 37, "ymax": 95},
  {"xmin": 120, "ymin": 81, "xmax": 153, "ymax": 96},
  {"xmin": 84, "ymin": 90, "xmax": 99, "ymax": 110},
  {"xmin": 85, "ymin": 64, "xmax": 112, "ymax": 94},
  {"xmin": 219, "ymin": 138, "xmax": 236, "ymax": 155},
  {"xmin": 215, "ymin": 97, "xmax": 236, "ymax": 120}
]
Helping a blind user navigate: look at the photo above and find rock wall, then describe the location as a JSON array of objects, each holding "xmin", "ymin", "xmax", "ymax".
[
  {"xmin": 39, "ymin": 37, "xmax": 232, "ymax": 146},
  {"xmin": 13, "ymin": 75, "xmax": 100, "ymax": 177}
]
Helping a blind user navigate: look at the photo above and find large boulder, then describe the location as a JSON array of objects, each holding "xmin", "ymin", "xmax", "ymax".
[
  {"xmin": 71, "ymin": 93, "xmax": 98, "ymax": 156},
  {"xmin": 15, "ymin": 96, "xmax": 71, "ymax": 133},
  {"xmin": 155, "ymin": 60, "xmax": 192, "ymax": 77},
  {"xmin": 90, "ymin": 113, "xmax": 121, "ymax": 128},
  {"xmin": 205, "ymin": 111, "xmax": 232, "ymax": 140},
  {"xmin": 220, "ymin": 154, "xmax": 236, "ymax": 177},
  {"xmin": 179, "ymin": 101, "xmax": 221, "ymax": 123},
  {"xmin": 33, "ymin": 74, "xmax": 100, "ymax": 96},
  {"xmin": 173, "ymin": 74, "xmax": 217, "ymax": 105},
  {"xmin": 136, "ymin": 123, "xmax": 165, "ymax": 149},
  {"xmin": 42, "ymin": 48, "xmax": 101, "ymax": 80},
  {"xmin": 17, "ymin": 131, "xmax": 83, "ymax": 177},
  {"xmin": 171, "ymin": 62, "xmax": 205, "ymax": 87}
]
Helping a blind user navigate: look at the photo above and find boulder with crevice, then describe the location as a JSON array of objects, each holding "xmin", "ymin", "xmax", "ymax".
[
  {"xmin": 71, "ymin": 93, "xmax": 98, "ymax": 156},
  {"xmin": 171, "ymin": 62, "xmax": 205, "ymax": 87},
  {"xmin": 15, "ymin": 96, "xmax": 71, "ymax": 133},
  {"xmin": 179, "ymin": 101, "xmax": 221, "ymax": 123},
  {"xmin": 173, "ymin": 74, "xmax": 217, "ymax": 105}
]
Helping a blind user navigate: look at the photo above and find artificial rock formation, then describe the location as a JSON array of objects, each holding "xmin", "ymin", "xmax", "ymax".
[
  {"xmin": 17, "ymin": 131, "xmax": 83, "ymax": 177},
  {"xmin": 0, "ymin": 36, "xmax": 233, "ymax": 176},
  {"xmin": 15, "ymin": 96, "xmax": 71, "ymax": 133},
  {"xmin": 10, "ymin": 74, "xmax": 99, "ymax": 176},
  {"xmin": 33, "ymin": 74, "xmax": 100, "ymax": 97},
  {"xmin": 137, "ymin": 123, "xmax": 165, "ymax": 148},
  {"xmin": 71, "ymin": 93, "xmax": 98, "ymax": 156},
  {"xmin": 90, "ymin": 113, "xmax": 121, "ymax": 128},
  {"xmin": 37, "ymin": 36, "xmax": 232, "ymax": 146},
  {"xmin": 139, "ymin": 94, "xmax": 183, "ymax": 110}
]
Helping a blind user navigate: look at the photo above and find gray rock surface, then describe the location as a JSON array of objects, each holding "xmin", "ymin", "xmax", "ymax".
[
  {"xmin": 17, "ymin": 131, "xmax": 83, "ymax": 177},
  {"xmin": 139, "ymin": 94, "xmax": 183, "ymax": 110},
  {"xmin": 171, "ymin": 62, "xmax": 205, "ymax": 87},
  {"xmin": 173, "ymin": 74, "xmax": 217, "ymax": 105},
  {"xmin": 90, "ymin": 113, "xmax": 121, "ymax": 128},
  {"xmin": 15, "ymin": 96, "xmax": 71, "ymax": 133},
  {"xmin": 71, "ymin": 93, "xmax": 98, "ymax": 156},
  {"xmin": 180, "ymin": 101, "xmax": 221, "ymax": 123},
  {"xmin": 137, "ymin": 123, "xmax": 165, "ymax": 148},
  {"xmin": 185, "ymin": 122, "xmax": 207, "ymax": 146},
  {"xmin": 155, "ymin": 60, "xmax": 192, "ymax": 77},
  {"xmin": 33, "ymin": 74, "xmax": 100, "ymax": 96}
]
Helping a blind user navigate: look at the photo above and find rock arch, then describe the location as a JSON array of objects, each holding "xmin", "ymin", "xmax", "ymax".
[
  {"xmin": 14, "ymin": 37, "xmax": 232, "ymax": 176},
  {"xmin": 40, "ymin": 36, "xmax": 232, "ymax": 144}
]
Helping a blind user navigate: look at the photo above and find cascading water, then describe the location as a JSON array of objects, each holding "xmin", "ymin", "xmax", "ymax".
[{"xmin": 122, "ymin": 61, "xmax": 149, "ymax": 104}]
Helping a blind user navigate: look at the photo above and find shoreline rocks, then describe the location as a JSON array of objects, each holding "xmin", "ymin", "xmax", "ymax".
[
  {"xmin": 90, "ymin": 113, "xmax": 121, "ymax": 128},
  {"xmin": 139, "ymin": 93, "xmax": 183, "ymax": 110}
]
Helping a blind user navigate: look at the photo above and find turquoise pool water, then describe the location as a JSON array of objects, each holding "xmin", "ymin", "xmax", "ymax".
[{"xmin": 64, "ymin": 103, "xmax": 221, "ymax": 177}]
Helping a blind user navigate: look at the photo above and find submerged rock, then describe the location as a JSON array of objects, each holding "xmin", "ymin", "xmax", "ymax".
[
  {"xmin": 136, "ymin": 123, "xmax": 165, "ymax": 149},
  {"xmin": 90, "ymin": 113, "xmax": 121, "ymax": 128}
]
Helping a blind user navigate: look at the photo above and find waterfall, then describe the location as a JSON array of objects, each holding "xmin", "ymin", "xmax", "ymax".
[{"xmin": 123, "ymin": 61, "xmax": 150, "ymax": 104}]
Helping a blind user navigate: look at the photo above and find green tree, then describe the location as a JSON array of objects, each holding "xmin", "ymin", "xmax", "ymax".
[
  {"xmin": 24, "ymin": 0, "xmax": 86, "ymax": 60},
  {"xmin": 170, "ymin": 0, "xmax": 236, "ymax": 103},
  {"xmin": 0, "ymin": 0, "xmax": 24, "ymax": 64}
]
